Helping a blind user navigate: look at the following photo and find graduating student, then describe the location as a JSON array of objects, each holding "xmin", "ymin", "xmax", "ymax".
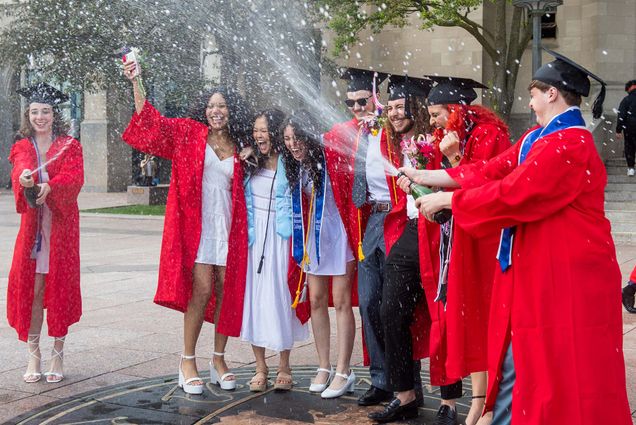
[
  {"xmin": 221, "ymin": 109, "xmax": 310, "ymax": 392},
  {"xmin": 281, "ymin": 110, "xmax": 357, "ymax": 399},
  {"xmin": 122, "ymin": 60, "xmax": 252, "ymax": 395},
  {"xmin": 8, "ymin": 83, "xmax": 84, "ymax": 384},
  {"xmin": 324, "ymin": 68, "xmax": 408, "ymax": 407},
  {"xmin": 424, "ymin": 76, "xmax": 511, "ymax": 425},
  {"xmin": 399, "ymin": 49, "xmax": 631, "ymax": 425},
  {"xmin": 368, "ymin": 75, "xmax": 451, "ymax": 424},
  {"xmin": 616, "ymin": 79, "xmax": 636, "ymax": 176}
]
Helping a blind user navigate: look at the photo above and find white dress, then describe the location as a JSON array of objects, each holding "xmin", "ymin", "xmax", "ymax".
[
  {"xmin": 304, "ymin": 171, "xmax": 354, "ymax": 276},
  {"xmin": 240, "ymin": 169, "xmax": 309, "ymax": 351},
  {"xmin": 195, "ymin": 145, "xmax": 234, "ymax": 266},
  {"xmin": 35, "ymin": 169, "xmax": 52, "ymax": 274}
]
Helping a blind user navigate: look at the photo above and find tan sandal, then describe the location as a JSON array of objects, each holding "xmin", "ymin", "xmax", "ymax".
[
  {"xmin": 274, "ymin": 368, "xmax": 293, "ymax": 391},
  {"xmin": 249, "ymin": 368, "xmax": 269, "ymax": 392}
]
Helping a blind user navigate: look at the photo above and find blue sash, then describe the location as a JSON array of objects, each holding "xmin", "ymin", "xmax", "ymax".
[
  {"xmin": 497, "ymin": 107, "xmax": 586, "ymax": 272},
  {"xmin": 291, "ymin": 160, "xmax": 326, "ymax": 267}
]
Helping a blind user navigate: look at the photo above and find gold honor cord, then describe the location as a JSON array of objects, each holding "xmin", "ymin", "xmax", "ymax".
[
  {"xmin": 355, "ymin": 128, "xmax": 365, "ymax": 262},
  {"xmin": 292, "ymin": 186, "xmax": 315, "ymax": 309}
]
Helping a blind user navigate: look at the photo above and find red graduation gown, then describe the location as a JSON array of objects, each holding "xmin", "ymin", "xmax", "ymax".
[
  {"xmin": 122, "ymin": 101, "xmax": 246, "ymax": 331},
  {"xmin": 8, "ymin": 136, "xmax": 84, "ymax": 342},
  {"xmin": 381, "ymin": 132, "xmax": 453, "ymax": 386},
  {"xmin": 444, "ymin": 121, "xmax": 511, "ymax": 379},
  {"xmin": 447, "ymin": 127, "xmax": 631, "ymax": 424},
  {"xmin": 630, "ymin": 265, "xmax": 636, "ymax": 283}
]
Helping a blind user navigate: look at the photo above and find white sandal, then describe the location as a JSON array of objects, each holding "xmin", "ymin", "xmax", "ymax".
[
  {"xmin": 23, "ymin": 334, "xmax": 42, "ymax": 383},
  {"xmin": 209, "ymin": 351, "xmax": 236, "ymax": 391},
  {"xmin": 44, "ymin": 336, "xmax": 65, "ymax": 383},
  {"xmin": 178, "ymin": 354, "xmax": 204, "ymax": 395},
  {"xmin": 309, "ymin": 366, "xmax": 334, "ymax": 393}
]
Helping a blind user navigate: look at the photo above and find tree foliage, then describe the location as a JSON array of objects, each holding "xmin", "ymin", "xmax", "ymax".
[{"xmin": 313, "ymin": 0, "xmax": 534, "ymax": 119}]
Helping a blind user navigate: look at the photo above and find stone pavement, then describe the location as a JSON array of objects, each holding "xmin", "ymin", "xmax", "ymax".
[{"xmin": 0, "ymin": 190, "xmax": 635, "ymax": 423}]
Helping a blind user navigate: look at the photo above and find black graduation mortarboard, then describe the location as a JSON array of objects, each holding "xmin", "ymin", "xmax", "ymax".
[
  {"xmin": 533, "ymin": 48, "xmax": 606, "ymax": 119},
  {"xmin": 340, "ymin": 67, "xmax": 389, "ymax": 92},
  {"xmin": 425, "ymin": 76, "xmax": 489, "ymax": 106},
  {"xmin": 387, "ymin": 74, "xmax": 433, "ymax": 100},
  {"xmin": 17, "ymin": 82, "xmax": 69, "ymax": 106}
]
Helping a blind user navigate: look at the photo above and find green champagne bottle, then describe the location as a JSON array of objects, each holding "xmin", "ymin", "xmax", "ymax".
[{"xmin": 397, "ymin": 172, "xmax": 452, "ymax": 224}]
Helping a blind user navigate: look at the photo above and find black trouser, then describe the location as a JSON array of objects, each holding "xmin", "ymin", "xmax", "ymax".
[
  {"xmin": 625, "ymin": 128, "xmax": 636, "ymax": 168},
  {"xmin": 382, "ymin": 219, "xmax": 463, "ymax": 396}
]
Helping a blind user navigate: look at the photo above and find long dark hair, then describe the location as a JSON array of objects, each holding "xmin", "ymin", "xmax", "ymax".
[
  {"xmin": 252, "ymin": 108, "xmax": 287, "ymax": 171},
  {"xmin": 187, "ymin": 86, "xmax": 252, "ymax": 149},
  {"xmin": 280, "ymin": 110, "xmax": 325, "ymax": 192},
  {"xmin": 19, "ymin": 105, "xmax": 69, "ymax": 139}
]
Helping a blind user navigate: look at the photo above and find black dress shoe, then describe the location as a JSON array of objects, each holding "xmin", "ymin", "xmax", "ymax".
[
  {"xmin": 434, "ymin": 405, "xmax": 458, "ymax": 425},
  {"xmin": 622, "ymin": 284, "xmax": 636, "ymax": 313},
  {"xmin": 358, "ymin": 386, "xmax": 393, "ymax": 406},
  {"xmin": 368, "ymin": 397, "xmax": 418, "ymax": 423},
  {"xmin": 414, "ymin": 386, "xmax": 425, "ymax": 407}
]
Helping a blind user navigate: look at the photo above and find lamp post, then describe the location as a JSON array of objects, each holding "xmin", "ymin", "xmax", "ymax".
[
  {"xmin": 512, "ymin": 0, "xmax": 563, "ymax": 123},
  {"xmin": 512, "ymin": 0, "xmax": 563, "ymax": 74}
]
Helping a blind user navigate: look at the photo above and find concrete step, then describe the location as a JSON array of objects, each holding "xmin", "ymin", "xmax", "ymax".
[
  {"xmin": 607, "ymin": 174, "xmax": 636, "ymax": 183},
  {"xmin": 605, "ymin": 191, "xmax": 636, "ymax": 202},
  {"xmin": 605, "ymin": 158, "xmax": 628, "ymax": 167},
  {"xmin": 606, "ymin": 210, "xmax": 636, "ymax": 222},
  {"xmin": 612, "ymin": 232, "xmax": 636, "ymax": 245},
  {"xmin": 605, "ymin": 201, "xmax": 636, "ymax": 210},
  {"xmin": 611, "ymin": 222, "xmax": 636, "ymax": 233},
  {"xmin": 606, "ymin": 166, "xmax": 633, "ymax": 175},
  {"xmin": 605, "ymin": 182, "xmax": 636, "ymax": 191}
]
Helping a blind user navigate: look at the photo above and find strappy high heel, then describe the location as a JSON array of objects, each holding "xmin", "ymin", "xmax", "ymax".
[
  {"xmin": 209, "ymin": 351, "xmax": 236, "ymax": 391},
  {"xmin": 321, "ymin": 370, "xmax": 356, "ymax": 399},
  {"xmin": 44, "ymin": 336, "xmax": 65, "ymax": 383},
  {"xmin": 23, "ymin": 334, "xmax": 42, "ymax": 383},
  {"xmin": 178, "ymin": 354, "xmax": 204, "ymax": 395},
  {"xmin": 309, "ymin": 366, "xmax": 334, "ymax": 393}
]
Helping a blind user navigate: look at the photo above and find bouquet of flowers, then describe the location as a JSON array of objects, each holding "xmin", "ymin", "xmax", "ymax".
[{"xmin": 401, "ymin": 134, "xmax": 435, "ymax": 169}]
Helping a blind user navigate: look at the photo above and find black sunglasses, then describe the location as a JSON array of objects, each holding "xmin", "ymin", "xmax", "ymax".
[{"xmin": 344, "ymin": 96, "xmax": 372, "ymax": 108}]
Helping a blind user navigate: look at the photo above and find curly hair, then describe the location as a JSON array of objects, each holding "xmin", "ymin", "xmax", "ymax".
[
  {"xmin": 252, "ymin": 108, "xmax": 287, "ymax": 171},
  {"xmin": 187, "ymin": 86, "xmax": 253, "ymax": 150},
  {"xmin": 383, "ymin": 95, "xmax": 431, "ymax": 151},
  {"xmin": 280, "ymin": 109, "xmax": 325, "ymax": 193},
  {"xmin": 19, "ymin": 106, "xmax": 69, "ymax": 139}
]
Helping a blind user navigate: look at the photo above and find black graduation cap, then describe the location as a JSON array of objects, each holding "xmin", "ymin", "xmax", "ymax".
[
  {"xmin": 387, "ymin": 74, "xmax": 433, "ymax": 100},
  {"xmin": 425, "ymin": 76, "xmax": 488, "ymax": 106},
  {"xmin": 386, "ymin": 75, "xmax": 433, "ymax": 118},
  {"xmin": 533, "ymin": 48, "xmax": 606, "ymax": 119},
  {"xmin": 340, "ymin": 67, "xmax": 389, "ymax": 92},
  {"xmin": 17, "ymin": 82, "xmax": 69, "ymax": 106}
]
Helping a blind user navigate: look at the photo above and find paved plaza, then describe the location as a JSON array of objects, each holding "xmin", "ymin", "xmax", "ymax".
[{"xmin": 0, "ymin": 190, "xmax": 635, "ymax": 423}]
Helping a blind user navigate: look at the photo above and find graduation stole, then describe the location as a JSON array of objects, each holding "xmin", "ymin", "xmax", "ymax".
[
  {"xmin": 291, "ymin": 160, "xmax": 327, "ymax": 267},
  {"xmin": 497, "ymin": 107, "xmax": 586, "ymax": 272}
]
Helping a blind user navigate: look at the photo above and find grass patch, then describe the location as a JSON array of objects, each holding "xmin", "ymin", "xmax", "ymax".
[{"xmin": 82, "ymin": 204, "xmax": 166, "ymax": 216}]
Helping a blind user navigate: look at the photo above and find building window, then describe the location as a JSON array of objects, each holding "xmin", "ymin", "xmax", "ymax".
[{"xmin": 541, "ymin": 12, "xmax": 557, "ymax": 39}]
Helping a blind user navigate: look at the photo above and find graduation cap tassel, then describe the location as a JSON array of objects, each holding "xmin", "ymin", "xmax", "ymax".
[{"xmin": 592, "ymin": 84, "xmax": 606, "ymax": 120}]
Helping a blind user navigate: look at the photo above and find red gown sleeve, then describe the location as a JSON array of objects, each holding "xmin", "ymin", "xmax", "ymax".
[
  {"xmin": 46, "ymin": 139, "xmax": 84, "ymax": 215},
  {"xmin": 8, "ymin": 141, "xmax": 31, "ymax": 214},
  {"xmin": 447, "ymin": 142, "xmax": 521, "ymax": 189},
  {"xmin": 465, "ymin": 124, "xmax": 511, "ymax": 163},
  {"xmin": 452, "ymin": 133, "xmax": 592, "ymax": 238},
  {"xmin": 121, "ymin": 100, "xmax": 186, "ymax": 160}
]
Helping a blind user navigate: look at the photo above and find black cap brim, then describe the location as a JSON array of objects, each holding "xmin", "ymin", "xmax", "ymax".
[
  {"xmin": 425, "ymin": 75, "xmax": 488, "ymax": 105},
  {"xmin": 339, "ymin": 68, "xmax": 389, "ymax": 92},
  {"xmin": 387, "ymin": 75, "xmax": 433, "ymax": 100}
]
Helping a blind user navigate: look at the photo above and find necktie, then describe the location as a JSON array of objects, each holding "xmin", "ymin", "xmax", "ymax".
[{"xmin": 352, "ymin": 130, "xmax": 368, "ymax": 208}]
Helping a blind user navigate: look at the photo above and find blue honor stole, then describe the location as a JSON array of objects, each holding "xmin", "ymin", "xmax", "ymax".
[
  {"xmin": 291, "ymin": 161, "xmax": 327, "ymax": 269},
  {"xmin": 497, "ymin": 107, "xmax": 586, "ymax": 272}
]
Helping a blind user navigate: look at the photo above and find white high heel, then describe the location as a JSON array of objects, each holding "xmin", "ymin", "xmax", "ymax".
[
  {"xmin": 178, "ymin": 355, "xmax": 204, "ymax": 395},
  {"xmin": 23, "ymin": 334, "xmax": 42, "ymax": 383},
  {"xmin": 44, "ymin": 336, "xmax": 65, "ymax": 383},
  {"xmin": 209, "ymin": 351, "xmax": 236, "ymax": 391},
  {"xmin": 321, "ymin": 370, "xmax": 356, "ymax": 399},
  {"xmin": 309, "ymin": 366, "xmax": 334, "ymax": 393}
]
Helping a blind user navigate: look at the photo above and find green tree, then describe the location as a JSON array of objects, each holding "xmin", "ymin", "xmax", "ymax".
[{"xmin": 314, "ymin": 0, "xmax": 535, "ymax": 119}]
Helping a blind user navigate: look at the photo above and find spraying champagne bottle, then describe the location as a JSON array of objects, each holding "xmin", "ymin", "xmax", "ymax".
[{"xmin": 397, "ymin": 172, "xmax": 452, "ymax": 224}]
